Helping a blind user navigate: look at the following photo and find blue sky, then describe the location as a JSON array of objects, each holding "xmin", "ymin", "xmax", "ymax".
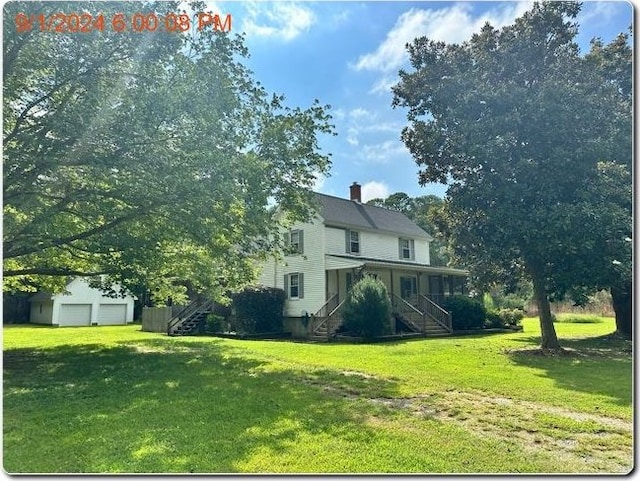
[{"xmin": 206, "ymin": 1, "xmax": 633, "ymax": 202}]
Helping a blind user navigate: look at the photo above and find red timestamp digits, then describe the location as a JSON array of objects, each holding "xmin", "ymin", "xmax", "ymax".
[
  {"xmin": 14, "ymin": 11, "xmax": 230, "ymax": 34},
  {"xmin": 15, "ymin": 11, "xmax": 232, "ymax": 34},
  {"xmin": 111, "ymin": 12, "xmax": 191, "ymax": 33},
  {"xmin": 15, "ymin": 12, "xmax": 106, "ymax": 33}
]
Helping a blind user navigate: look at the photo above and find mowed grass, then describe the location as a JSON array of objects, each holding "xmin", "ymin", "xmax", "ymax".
[{"xmin": 3, "ymin": 317, "xmax": 632, "ymax": 474}]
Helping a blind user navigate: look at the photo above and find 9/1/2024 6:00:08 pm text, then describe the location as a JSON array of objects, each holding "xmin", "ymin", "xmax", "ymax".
[{"xmin": 14, "ymin": 11, "xmax": 232, "ymax": 33}]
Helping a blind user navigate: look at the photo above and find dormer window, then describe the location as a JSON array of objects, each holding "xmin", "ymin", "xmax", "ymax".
[{"xmin": 399, "ymin": 238, "xmax": 415, "ymax": 260}]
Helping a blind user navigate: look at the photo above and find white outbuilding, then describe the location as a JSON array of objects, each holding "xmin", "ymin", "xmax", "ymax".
[{"xmin": 29, "ymin": 278, "xmax": 136, "ymax": 327}]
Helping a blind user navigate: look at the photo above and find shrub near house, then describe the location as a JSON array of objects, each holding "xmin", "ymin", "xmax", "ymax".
[
  {"xmin": 231, "ymin": 287, "xmax": 286, "ymax": 334},
  {"xmin": 441, "ymin": 296, "xmax": 486, "ymax": 331},
  {"xmin": 341, "ymin": 276, "xmax": 392, "ymax": 339}
]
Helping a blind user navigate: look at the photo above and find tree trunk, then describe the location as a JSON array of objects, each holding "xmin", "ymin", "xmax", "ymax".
[
  {"xmin": 611, "ymin": 283, "xmax": 632, "ymax": 339},
  {"xmin": 531, "ymin": 273, "xmax": 561, "ymax": 350}
]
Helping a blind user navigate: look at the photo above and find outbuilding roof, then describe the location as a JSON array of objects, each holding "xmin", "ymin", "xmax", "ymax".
[{"xmin": 313, "ymin": 193, "xmax": 432, "ymax": 239}]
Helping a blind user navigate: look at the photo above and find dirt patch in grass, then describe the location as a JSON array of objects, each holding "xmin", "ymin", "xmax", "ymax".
[
  {"xmin": 364, "ymin": 389, "xmax": 632, "ymax": 474},
  {"xmin": 506, "ymin": 345, "xmax": 631, "ymax": 357},
  {"xmin": 505, "ymin": 344, "xmax": 632, "ymax": 361},
  {"xmin": 299, "ymin": 369, "xmax": 395, "ymax": 399},
  {"xmin": 302, "ymin": 368, "xmax": 631, "ymax": 474}
]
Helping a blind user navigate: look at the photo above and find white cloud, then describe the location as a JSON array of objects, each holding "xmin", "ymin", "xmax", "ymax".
[
  {"xmin": 370, "ymin": 76, "xmax": 399, "ymax": 95},
  {"xmin": 330, "ymin": 9, "xmax": 351, "ymax": 28},
  {"xmin": 353, "ymin": 7, "xmax": 450, "ymax": 73},
  {"xmin": 337, "ymin": 107, "xmax": 404, "ymax": 147},
  {"xmin": 353, "ymin": 2, "xmax": 533, "ymax": 93},
  {"xmin": 361, "ymin": 181, "xmax": 390, "ymax": 202},
  {"xmin": 241, "ymin": 2, "xmax": 315, "ymax": 41},
  {"xmin": 578, "ymin": 1, "xmax": 626, "ymax": 26},
  {"xmin": 349, "ymin": 107, "xmax": 370, "ymax": 119},
  {"xmin": 346, "ymin": 128, "xmax": 359, "ymax": 146},
  {"xmin": 361, "ymin": 120, "xmax": 404, "ymax": 134},
  {"xmin": 200, "ymin": 1, "xmax": 224, "ymax": 13},
  {"xmin": 358, "ymin": 140, "xmax": 408, "ymax": 164},
  {"xmin": 332, "ymin": 108, "xmax": 346, "ymax": 120}
]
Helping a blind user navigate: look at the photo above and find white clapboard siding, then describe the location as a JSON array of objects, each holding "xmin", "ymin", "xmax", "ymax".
[
  {"xmin": 325, "ymin": 226, "xmax": 430, "ymax": 265},
  {"xmin": 257, "ymin": 217, "xmax": 326, "ymax": 316}
]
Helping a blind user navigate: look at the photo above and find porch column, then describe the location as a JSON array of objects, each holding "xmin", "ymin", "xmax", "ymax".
[
  {"xmin": 325, "ymin": 271, "xmax": 329, "ymax": 300},
  {"xmin": 389, "ymin": 269, "xmax": 394, "ymax": 297}
]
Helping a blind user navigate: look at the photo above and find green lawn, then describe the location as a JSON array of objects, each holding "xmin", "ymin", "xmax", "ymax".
[{"xmin": 3, "ymin": 317, "xmax": 632, "ymax": 474}]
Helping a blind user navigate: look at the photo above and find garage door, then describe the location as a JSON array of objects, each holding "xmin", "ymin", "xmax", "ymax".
[
  {"xmin": 59, "ymin": 304, "xmax": 91, "ymax": 326},
  {"xmin": 97, "ymin": 304, "xmax": 127, "ymax": 325}
]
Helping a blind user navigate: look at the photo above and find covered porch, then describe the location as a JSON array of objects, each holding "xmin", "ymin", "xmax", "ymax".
[
  {"xmin": 311, "ymin": 255, "xmax": 468, "ymax": 339},
  {"xmin": 324, "ymin": 255, "xmax": 468, "ymax": 305}
]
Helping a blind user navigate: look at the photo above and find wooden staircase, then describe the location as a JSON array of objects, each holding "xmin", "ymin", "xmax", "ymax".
[
  {"xmin": 392, "ymin": 294, "xmax": 452, "ymax": 337},
  {"xmin": 310, "ymin": 294, "xmax": 344, "ymax": 340},
  {"xmin": 167, "ymin": 300, "xmax": 215, "ymax": 336},
  {"xmin": 309, "ymin": 293, "xmax": 452, "ymax": 340}
]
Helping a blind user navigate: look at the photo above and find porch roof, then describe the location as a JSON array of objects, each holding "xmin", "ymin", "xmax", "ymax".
[
  {"xmin": 325, "ymin": 255, "xmax": 468, "ymax": 277},
  {"xmin": 325, "ymin": 255, "xmax": 364, "ymax": 270}
]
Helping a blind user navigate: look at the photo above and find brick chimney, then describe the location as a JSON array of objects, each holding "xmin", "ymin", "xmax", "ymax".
[{"xmin": 350, "ymin": 182, "xmax": 362, "ymax": 203}]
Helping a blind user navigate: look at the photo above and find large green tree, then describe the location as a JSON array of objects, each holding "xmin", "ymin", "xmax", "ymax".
[
  {"xmin": 392, "ymin": 2, "xmax": 631, "ymax": 349},
  {"xmin": 3, "ymin": 1, "xmax": 334, "ymax": 303}
]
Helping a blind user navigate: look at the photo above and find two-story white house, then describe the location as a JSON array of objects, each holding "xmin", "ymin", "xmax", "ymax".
[{"xmin": 258, "ymin": 183, "xmax": 468, "ymax": 338}]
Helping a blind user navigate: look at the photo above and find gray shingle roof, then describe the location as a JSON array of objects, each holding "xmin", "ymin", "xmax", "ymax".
[{"xmin": 314, "ymin": 193, "xmax": 432, "ymax": 239}]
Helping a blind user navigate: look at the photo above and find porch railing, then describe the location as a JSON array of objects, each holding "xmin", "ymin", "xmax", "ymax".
[{"xmin": 419, "ymin": 294, "xmax": 452, "ymax": 332}]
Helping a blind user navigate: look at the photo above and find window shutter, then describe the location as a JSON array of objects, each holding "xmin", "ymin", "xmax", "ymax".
[
  {"xmin": 411, "ymin": 239, "xmax": 415, "ymax": 260},
  {"xmin": 298, "ymin": 230, "xmax": 304, "ymax": 254},
  {"xmin": 284, "ymin": 274, "xmax": 289, "ymax": 298},
  {"xmin": 398, "ymin": 239, "xmax": 403, "ymax": 259},
  {"xmin": 345, "ymin": 230, "xmax": 350, "ymax": 253},
  {"xmin": 299, "ymin": 273, "xmax": 304, "ymax": 299},
  {"xmin": 283, "ymin": 232, "xmax": 290, "ymax": 250}
]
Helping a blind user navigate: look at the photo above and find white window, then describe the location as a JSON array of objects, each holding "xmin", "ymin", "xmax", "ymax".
[
  {"xmin": 284, "ymin": 229, "xmax": 304, "ymax": 255},
  {"xmin": 290, "ymin": 274, "xmax": 299, "ymax": 298},
  {"xmin": 285, "ymin": 273, "xmax": 304, "ymax": 299},
  {"xmin": 347, "ymin": 230, "xmax": 360, "ymax": 254},
  {"xmin": 399, "ymin": 238, "xmax": 415, "ymax": 260}
]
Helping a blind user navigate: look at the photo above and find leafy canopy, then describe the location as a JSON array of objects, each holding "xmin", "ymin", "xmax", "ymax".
[
  {"xmin": 3, "ymin": 1, "xmax": 335, "ymax": 303},
  {"xmin": 392, "ymin": 2, "xmax": 631, "ymax": 348}
]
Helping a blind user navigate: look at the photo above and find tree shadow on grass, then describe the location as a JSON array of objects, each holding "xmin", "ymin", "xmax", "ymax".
[
  {"xmin": 3, "ymin": 337, "xmax": 399, "ymax": 474},
  {"xmin": 504, "ymin": 334, "xmax": 632, "ymax": 408}
]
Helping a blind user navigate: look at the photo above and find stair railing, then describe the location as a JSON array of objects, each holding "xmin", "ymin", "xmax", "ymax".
[
  {"xmin": 312, "ymin": 299, "xmax": 345, "ymax": 338},
  {"xmin": 167, "ymin": 299, "xmax": 215, "ymax": 335},
  {"xmin": 310, "ymin": 293, "xmax": 338, "ymax": 334},
  {"xmin": 419, "ymin": 294, "xmax": 452, "ymax": 332},
  {"xmin": 391, "ymin": 293, "xmax": 425, "ymax": 332},
  {"xmin": 314, "ymin": 294, "xmax": 339, "ymax": 318}
]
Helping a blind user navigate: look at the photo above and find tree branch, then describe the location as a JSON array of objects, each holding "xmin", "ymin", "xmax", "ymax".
[
  {"xmin": 4, "ymin": 211, "xmax": 145, "ymax": 259},
  {"xmin": 3, "ymin": 267, "xmax": 114, "ymax": 277}
]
